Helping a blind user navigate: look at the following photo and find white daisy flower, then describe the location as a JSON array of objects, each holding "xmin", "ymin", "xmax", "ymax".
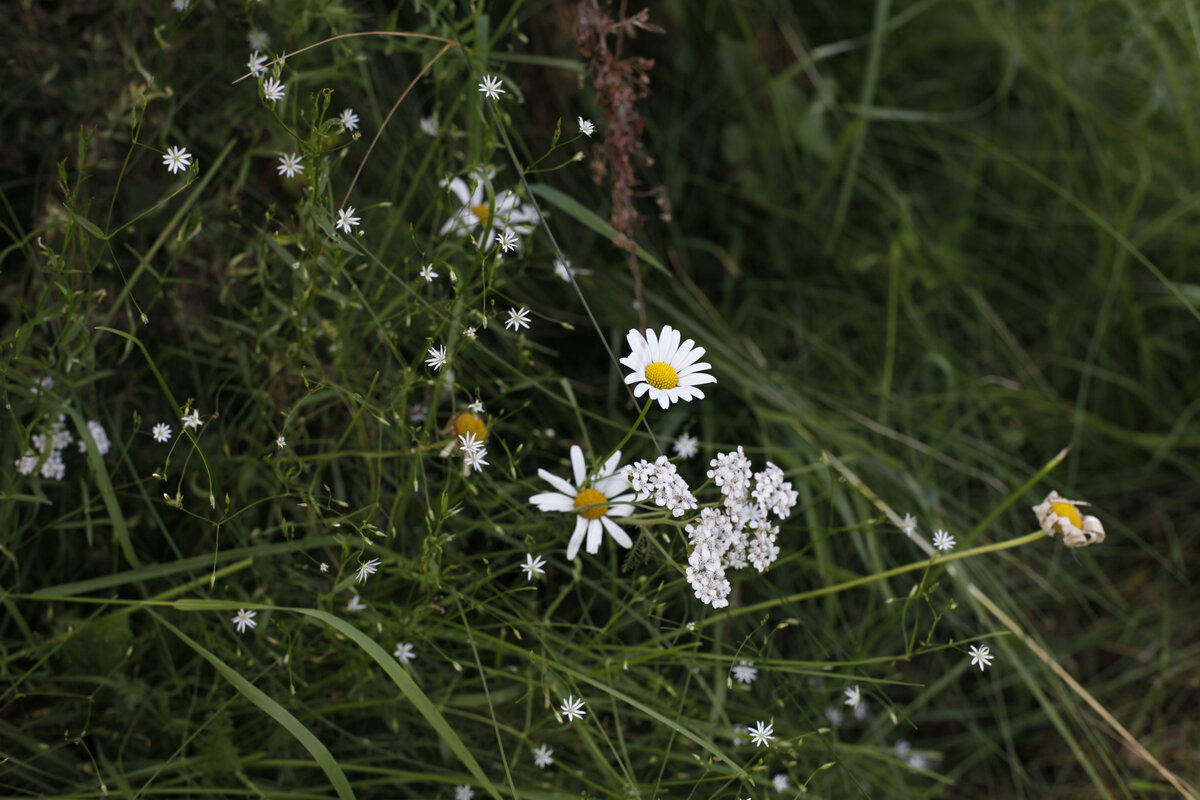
[
  {"xmin": 162, "ymin": 146, "xmax": 192, "ymax": 175},
  {"xmin": 619, "ymin": 325, "xmax": 717, "ymax": 409},
  {"xmin": 746, "ymin": 720, "xmax": 775, "ymax": 747},
  {"xmin": 152, "ymin": 422, "xmax": 173, "ymax": 443},
  {"xmin": 520, "ymin": 553, "xmax": 546, "ymax": 580},
  {"xmin": 1032, "ymin": 491, "xmax": 1105, "ymax": 548},
  {"xmin": 969, "ymin": 643, "xmax": 994, "ymax": 671},
  {"xmin": 577, "ymin": 116, "xmax": 595, "ymax": 136},
  {"xmin": 181, "ymin": 409, "xmax": 202, "ymax": 429},
  {"xmin": 355, "ymin": 557, "xmax": 381, "ymax": 583},
  {"xmin": 339, "ymin": 108, "xmax": 359, "ymax": 131},
  {"xmin": 532, "ymin": 743, "xmax": 554, "ymax": 768},
  {"xmin": 505, "ymin": 306, "xmax": 531, "ymax": 331},
  {"xmin": 247, "ymin": 51, "xmax": 268, "ymax": 78},
  {"xmin": 425, "ymin": 344, "xmax": 448, "ymax": 372},
  {"xmin": 261, "ymin": 77, "xmax": 286, "ymax": 103},
  {"xmin": 277, "ymin": 152, "xmax": 303, "ymax": 178},
  {"xmin": 529, "ymin": 445, "xmax": 636, "ymax": 560},
  {"xmin": 673, "ymin": 432, "xmax": 699, "ymax": 459},
  {"xmin": 732, "ymin": 660, "xmax": 757, "ymax": 684},
  {"xmin": 843, "ymin": 685, "xmax": 861, "ymax": 709},
  {"xmin": 477, "ymin": 75, "xmax": 505, "ymax": 100},
  {"xmin": 558, "ymin": 695, "xmax": 585, "ymax": 721},
  {"xmin": 419, "ymin": 264, "xmax": 438, "ymax": 282},
  {"xmin": 231, "ymin": 609, "xmax": 256, "ymax": 634},
  {"xmin": 439, "ymin": 174, "xmax": 537, "ymax": 249},
  {"xmin": 932, "ymin": 529, "xmax": 955, "ymax": 551},
  {"xmin": 335, "ymin": 206, "xmax": 360, "ymax": 234},
  {"xmin": 419, "ymin": 114, "xmax": 438, "ymax": 137},
  {"xmin": 393, "ymin": 642, "xmax": 415, "ymax": 664}
]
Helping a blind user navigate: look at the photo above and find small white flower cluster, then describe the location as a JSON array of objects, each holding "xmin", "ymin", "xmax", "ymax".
[
  {"xmin": 683, "ymin": 447, "xmax": 797, "ymax": 608},
  {"xmin": 458, "ymin": 431, "xmax": 489, "ymax": 472},
  {"xmin": 15, "ymin": 414, "xmax": 111, "ymax": 480},
  {"xmin": 622, "ymin": 456, "xmax": 697, "ymax": 517}
]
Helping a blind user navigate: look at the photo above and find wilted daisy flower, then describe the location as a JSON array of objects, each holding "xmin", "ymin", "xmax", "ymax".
[
  {"xmin": 393, "ymin": 642, "xmax": 415, "ymax": 664},
  {"xmin": 425, "ymin": 344, "xmax": 448, "ymax": 372},
  {"xmin": 355, "ymin": 557, "xmax": 381, "ymax": 583},
  {"xmin": 247, "ymin": 51, "xmax": 268, "ymax": 78},
  {"xmin": 181, "ymin": 409, "xmax": 202, "ymax": 430},
  {"xmin": 1032, "ymin": 491, "xmax": 1105, "ymax": 548},
  {"xmin": 496, "ymin": 229, "xmax": 519, "ymax": 253},
  {"xmin": 439, "ymin": 174, "xmax": 537, "ymax": 250},
  {"xmin": 339, "ymin": 108, "xmax": 359, "ymax": 131},
  {"xmin": 152, "ymin": 422, "xmax": 173, "ymax": 443},
  {"xmin": 477, "ymin": 75, "xmax": 505, "ymax": 100},
  {"xmin": 261, "ymin": 77, "xmax": 285, "ymax": 103},
  {"xmin": 673, "ymin": 432, "xmax": 699, "ymax": 459},
  {"xmin": 277, "ymin": 152, "xmax": 303, "ymax": 178},
  {"xmin": 162, "ymin": 146, "xmax": 192, "ymax": 174},
  {"xmin": 520, "ymin": 553, "xmax": 547, "ymax": 580},
  {"xmin": 529, "ymin": 445, "xmax": 636, "ymax": 560},
  {"xmin": 932, "ymin": 529, "xmax": 955, "ymax": 551},
  {"xmin": 532, "ymin": 743, "xmax": 554, "ymax": 768},
  {"xmin": 335, "ymin": 206, "xmax": 360, "ymax": 234},
  {"xmin": 558, "ymin": 695, "xmax": 586, "ymax": 721},
  {"xmin": 843, "ymin": 685, "xmax": 861, "ymax": 709},
  {"xmin": 577, "ymin": 116, "xmax": 595, "ymax": 137},
  {"xmin": 732, "ymin": 660, "xmax": 758, "ymax": 684},
  {"xmin": 505, "ymin": 306, "xmax": 531, "ymax": 331},
  {"xmin": 454, "ymin": 786, "xmax": 473, "ymax": 800},
  {"xmin": 419, "ymin": 114, "xmax": 438, "ymax": 137},
  {"xmin": 231, "ymin": 609, "xmax": 256, "ymax": 634},
  {"xmin": 620, "ymin": 325, "xmax": 717, "ymax": 409},
  {"xmin": 746, "ymin": 720, "xmax": 775, "ymax": 748},
  {"xmin": 969, "ymin": 643, "xmax": 994, "ymax": 671},
  {"xmin": 419, "ymin": 264, "xmax": 437, "ymax": 282}
]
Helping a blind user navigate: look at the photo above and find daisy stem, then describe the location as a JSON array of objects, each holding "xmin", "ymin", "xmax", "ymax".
[{"xmin": 598, "ymin": 398, "xmax": 654, "ymax": 471}]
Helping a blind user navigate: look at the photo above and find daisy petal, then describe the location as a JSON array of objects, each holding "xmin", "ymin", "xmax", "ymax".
[
  {"xmin": 601, "ymin": 516, "xmax": 632, "ymax": 548},
  {"xmin": 566, "ymin": 515, "xmax": 588, "ymax": 560},
  {"xmin": 529, "ymin": 492, "xmax": 575, "ymax": 512},
  {"xmin": 570, "ymin": 445, "xmax": 587, "ymax": 488},
  {"xmin": 585, "ymin": 518, "xmax": 603, "ymax": 554},
  {"xmin": 538, "ymin": 468, "xmax": 577, "ymax": 496}
]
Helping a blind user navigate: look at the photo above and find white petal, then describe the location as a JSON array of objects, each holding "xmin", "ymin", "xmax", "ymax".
[
  {"xmin": 624, "ymin": 371, "xmax": 644, "ymax": 385},
  {"xmin": 585, "ymin": 518, "xmax": 603, "ymax": 554},
  {"xmin": 608, "ymin": 502, "xmax": 635, "ymax": 517},
  {"xmin": 594, "ymin": 474, "xmax": 627, "ymax": 497},
  {"xmin": 445, "ymin": 177, "xmax": 471, "ymax": 205},
  {"xmin": 677, "ymin": 342, "xmax": 706, "ymax": 367},
  {"xmin": 599, "ymin": 449, "xmax": 622, "ymax": 479},
  {"xmin": 566, "ymin": 515, "xmax": 588, "ymax": 560},
  {"xmin": 529, "ymin": 492, "xmax": 574, "ymax": 512},
  {"xmin": 625, "ymin": 328, "xmax": 647, "ymax": 358},
  {"xmin": 646, "ymin": 326, "xmax": 661, "ymax": 356},
  {"xmin": 601, "ymin": 516, "xmax": 632, "ymax": 548},
  {"xmin": 632, "ymin": 382, "xmax": 650, "ymax": 398},
  {"xmin": 538, "ymin": 468, "xmax": 577, "ymax": 496},
  {"xmin": 570, "ymin": 445, "xmax": 586, "ymax": 488},
  {"xmin": 677, "ymin": 360, "xmax": 713, "ymax": 377},
  {"xmin": 657, "ymin": 391, "xmax": 672, "ymax": 409},
  {"xmin": 663, "ymin": 327, "xmax": 683, "ymax": 364}
]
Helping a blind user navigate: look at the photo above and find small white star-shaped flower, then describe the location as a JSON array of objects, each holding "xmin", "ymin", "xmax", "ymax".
[
  {"xmin": 346, "ymin": 594, "xmax": 367, "ymax": 611},
  {"xmin": 425, "ymin": 344, "xmax": 448, "ymax": 372},
  {"xmin": 844, "ymin": 685, "xmax": 861, "ymax": 709},
  {"xmin": 673, "ymin": 432, "xmax": 699, "ymax": 459},
  {"xmin": 458, "ymin": 432, "xmax": 485, "ymax": 456},
  {"xmin": 248, "ymin": 28, "xmax": 269, "ymax": 51},
  {"xmin": 732, "ymin": 660, "xmax": 758, "ymax": 684},
  {"xmin": 462, "ymin": 326, "xmax": 477, "ymax": 340},
  {"xmin": 181, "ymin": 409, "xmax": 202, "ymax": 429},
  {"xmin": 464, "ymin": 449, "xmax": 489, "ymax": 472},
  {"xmin": 419, "ymin": 264, "xmax": 438, "ymax": 282},
  {"xmin": 505, "ymin": 306, "xmax": 531, "ymax": 331},
  {"xmin": 232, "ymin": 608, "xmax": 257, "ymax": 634},
  {"xmin": 454, "ymin": 786, "xmax": 474, "ymax": 800},
  {"xmin": 276, "ymin": 435, "xmax": 286, "ymax": 448},
  {"xmin": 162, "ymin": 146, "xmax": 192, "ymax": 175},
  {"xmin": 355, "ymin": 557, "xmax": 381, "ymax": 583},
  {"xmin": 319, "ymin": 562, "xmax": 329, "ymax": 573},
  {"xmin": 393, "ymin": 642, "xmax": 415, "ymax": 664},
  {"xmin": 419, "ymin": 114, "xmax": 438, "ymax": 136},
  {"xmin": 339, "ymin": 108, "xmax": 359, "ymax": 131},
  {"xmin": 899, "ymin": 513, "xmax": 918, "ymax": 537},
  {"xmin": 746, "ymin": 720, "xmax": 775, "ymax": 747},
  {"xmin": 478, "ymin": 75, "xmax": 505, "ymax": 100},
  {"xmin": 247, "ymin": 51, "xmax": 268, "ymax": 78},
  {"xmin": 276, "ymin": 152, "xmax": 304, "ymax": 179},
  {"xmin": 558, "ymin": 695, "xmax": 586, "ymax": 722},
  {"xmin": 772, "ymin": 773, "xmax": 789, "ymax": 793},
  {"xmin": 496, "ymin": 229, "xmax": 519, "ymax": 253},
  {"xmin": 335, "ymin": 206, "xmax": 360, "ymax": 234},
  {"xmin": 468, "ymin": 399, "xmax": 485, "ymax": 415},
  {"xmin": 152, "ymin": 423, "xmax": 173, "ymax": 443},
  {"xmin": 532, "ymin": 743, "xmax": 554, "ymax": 768},
  {"xmin": 969, "ymin": 644, "xmax": 994, "ymax": 671},
  {"xmin": 520, "ymin": 553, "xmax": 546, "ymax": 581},
  {"xmin": 261, "ymin": 77, "xmax": 286, "ymax": 103},
  {"xmin": 932, "ymin": 529, "xmax": 956, "ymax": 552},
  {"xmin": 577, "ymin": 116, "xmax": 595, "ymax": 136}
]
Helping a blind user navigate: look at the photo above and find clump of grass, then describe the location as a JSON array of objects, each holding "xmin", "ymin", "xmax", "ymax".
[{"xmin": 3, "ymin": 2, "xmax": 1198, "ymax": 799}]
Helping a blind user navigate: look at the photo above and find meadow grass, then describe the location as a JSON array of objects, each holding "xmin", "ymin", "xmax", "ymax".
[{"xmin": 3, "ymin": 1, "xmax": 1198, "ymax": 798}]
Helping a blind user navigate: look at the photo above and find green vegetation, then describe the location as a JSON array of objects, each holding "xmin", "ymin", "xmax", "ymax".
[{"xmin": 3, "ymin": 1, "xmax": 1197, "ymax": 797}]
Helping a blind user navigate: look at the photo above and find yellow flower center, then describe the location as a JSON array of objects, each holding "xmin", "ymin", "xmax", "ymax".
[
  {"xmin": 574, "ymin": 487, "xmax": 608, "ymax": 520},
  {"xmin": 1050, "ymin": 500, "xmax": 1083, "ymax": 529},
  {"xmin": 470, "ymin": 204, "xmax": 491, "ymax": 224},
  {"xmin": 452, "ymin": 412, "xmax": 488, "ymax": 442},
  {"xmin": 644, "ymin": 361, "xmax": 679, "ymax": 390}
]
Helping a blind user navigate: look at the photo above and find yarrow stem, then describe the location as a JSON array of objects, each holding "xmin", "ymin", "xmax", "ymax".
[{"xmin": 598, "ymin": 398, "xmax": 653, "ymax": 473}]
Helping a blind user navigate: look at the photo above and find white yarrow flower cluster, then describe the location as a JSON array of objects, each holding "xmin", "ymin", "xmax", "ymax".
[
  {"xmin": 15, "ymin": 413, "xmax": 111, "ymax": 480},
  {"xmin": 622, "ymin": 456, "xmax": 697, "ymax": 517},
  {"xmin": 681, "ymin": 447, "xmax": 797, "ymax": 608}
]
